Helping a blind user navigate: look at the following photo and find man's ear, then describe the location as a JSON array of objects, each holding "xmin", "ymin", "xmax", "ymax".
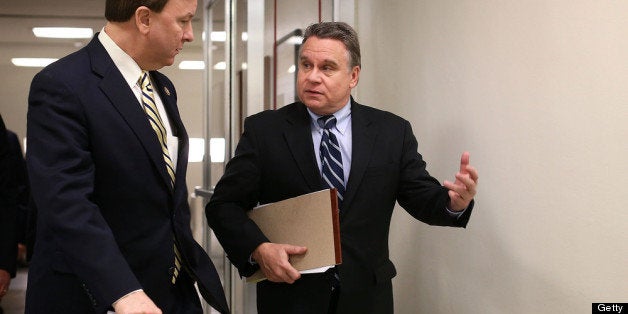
[
  {"xmin": 135, "ymin": 6, "xmax": 151, "ymax": 34},
  {"xmin": 349, "ymin": 65, "xmax": 361, "ymax": 88}
]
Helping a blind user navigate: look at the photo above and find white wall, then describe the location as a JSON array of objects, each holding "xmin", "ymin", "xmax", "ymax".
[{"xmin": 355, "ymin": 1, "xmax": 628, "ymax": 313}]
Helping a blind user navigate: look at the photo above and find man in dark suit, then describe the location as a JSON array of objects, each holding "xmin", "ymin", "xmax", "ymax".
[
  {"xmin": 206, "ymin": 22, "xmax": 479, "ymax": 313},
  {"xmin": 0, "ymin": 114, "xmax": 18, "ymax": 311},
  {"xmin": 25, "ymin": 0, "xmax": 228, "ymax": 313}
]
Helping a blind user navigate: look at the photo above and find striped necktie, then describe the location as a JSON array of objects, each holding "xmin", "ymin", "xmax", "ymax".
[
  {"xmin": 138, "ymin": 71, "xmax": 182, "ymax": 284},
  {"xmin": 319, "ymin": 115, "xmax": 345, "ymax": 202},
  {"xmin": 139, "ymin": 71, "xmax": 176, "ymax": 187}
]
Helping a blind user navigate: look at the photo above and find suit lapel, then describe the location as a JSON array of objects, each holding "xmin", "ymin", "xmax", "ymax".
[
  {"xmin": 88, "ymin": 37, "xmax": 174, "ymax": 193},
  {"xmin": 283, "ymin": 104, "xmax": 322, "ymax": 191},
  {"xmin": 342, "ymin": 100, "xmax": 378, "ymax": 213}
]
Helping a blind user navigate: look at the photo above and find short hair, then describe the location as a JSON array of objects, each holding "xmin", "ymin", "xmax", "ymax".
[
  {"xmin": 302, "ymin": 22, "xmax": 361, "ymax": 69},
  {"xmin": 105, "ymin": 0, "xmax": 169, "ymax": 22}
]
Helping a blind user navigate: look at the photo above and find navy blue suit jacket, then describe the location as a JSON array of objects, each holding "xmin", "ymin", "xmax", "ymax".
[
  {"xmin": 207, "ymin": 100, "xmax": 472, "ymax": 312},
  {"xmin": 26, "ymin": 35, "xmax": 228, "ymax": 313}
]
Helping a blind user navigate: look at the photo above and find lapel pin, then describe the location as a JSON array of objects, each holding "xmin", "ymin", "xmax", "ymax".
[{"xmin": 164, "ymin": 87, "xmax": 171, "ymax": 96}]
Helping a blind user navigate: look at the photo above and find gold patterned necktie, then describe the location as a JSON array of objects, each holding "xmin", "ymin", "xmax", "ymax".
[
  {"xmin": 139, "ymin": 71, "xmax": 175, "ymax": 187},
  {"xmin": 138, "ymin": 71, "xmax": 182, "ymax": 284}
]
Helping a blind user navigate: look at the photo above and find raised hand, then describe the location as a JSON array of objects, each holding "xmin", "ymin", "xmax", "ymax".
[{"xmin": 443, "ymin": 152, "xmax": 478, "ymax": 211}]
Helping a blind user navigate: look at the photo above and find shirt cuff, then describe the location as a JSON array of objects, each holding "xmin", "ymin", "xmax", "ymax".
[
  {"xmin": 112, "ymin": 289, "xmax": 143, "ymax": 308},
  {"xmin": 445, "ymin": 206, "xmax": 466, "ymax": 219}
]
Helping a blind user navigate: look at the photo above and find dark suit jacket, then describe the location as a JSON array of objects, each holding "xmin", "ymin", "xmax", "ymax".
[
  {"xmin": 0, "ymin": 114, "xmax": 18, "ymax": 278},
  {"xmin": 26, "ymin": 35, "xmax": 228, "ymax": 313},
  {"xmin": 5, "ymin": 130, "xmax": 29, "ymax": 246},
  {"xmin": 206, "ymin": 99, "xmax": 473, "ymax": 312}
]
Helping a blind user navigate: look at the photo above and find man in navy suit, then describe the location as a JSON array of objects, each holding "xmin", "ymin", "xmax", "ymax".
[
  {"xmin": 26, "ymin": 0, "xmax": 228, "ymax": 313},
  {"xmin": 206, "ymin": 22, "xmax": 479, "ymax": 313}
]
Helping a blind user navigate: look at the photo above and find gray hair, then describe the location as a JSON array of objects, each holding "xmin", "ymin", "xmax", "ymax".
[{"xmin": 302, "ymin": 22, "xmax": 361, "ymax": 69}]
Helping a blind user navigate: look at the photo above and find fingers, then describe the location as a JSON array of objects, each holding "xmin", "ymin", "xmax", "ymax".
[
  {"xmin": 455, "ymin": 170, "xmax": 477, "ymax": 194},
  {"xmin": 284, "ymin": 245, "xmax": 308, "ymax": 256},
  {"xmin": 445, "ymin": 152, "xmax": 479, "ymax": 211},
  {"xmin": 261, "ymin": 257, "xmax": 300, "ymax": 283},
  {"xmin": 253, "ymin": 243, "xmax": 307, "ymax": 284},
  {"xmin": 465, "ymin": 165, "xmax": 479, "ymax": 183},
  {"xmin": 444, "ymin": 173, "xmax": 476, "ymax": 201},
  {"xmin": 281, "ymin": 263, "xmax": 302, "ymax": 284},
  {"xmin": 444, "ymin": 179, "xmax": 469, "ymax": 199},
  {"xmin": 445, "ymin": 169, "xmax": 476, "ymax": 193},
  {"xmin": 459, "ymin": 151, "xmax": 470, "ymax": 173},
  {"xmin": 447, "ymin": 189, "xmax": 465, "ymax": 210}
]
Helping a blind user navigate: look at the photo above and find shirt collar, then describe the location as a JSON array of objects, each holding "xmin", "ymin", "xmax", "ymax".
[
  {"xmin": 98, "ymin": 28, "xmax": 143, "ymax": 89},
  {"xmin": 307, "ymin": 99, "xmax": 352, "ymax": 135}
]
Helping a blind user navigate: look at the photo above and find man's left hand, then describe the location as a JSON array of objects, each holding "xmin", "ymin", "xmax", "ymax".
[{"xmin": 443, "ymin": 151, "xmax": 478, "ymax": 211}]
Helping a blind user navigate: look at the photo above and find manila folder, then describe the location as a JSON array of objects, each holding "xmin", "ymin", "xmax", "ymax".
[{"xmin": 246, "ymin": 189, "xmax": 342, "ymax": 282}]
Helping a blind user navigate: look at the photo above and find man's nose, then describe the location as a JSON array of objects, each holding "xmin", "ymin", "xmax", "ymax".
[
  {"xmin": 306, "ymin": 68, "xmax": 322, "ymax": 82},
  {"xmin": 183, "ymin": 23, "xmax": 194, "ymax": 42}
]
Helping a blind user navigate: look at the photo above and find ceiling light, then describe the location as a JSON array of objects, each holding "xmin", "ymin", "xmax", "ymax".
[
  {"xmin": 33, "ymin": 27, "xmax": 93, "ymax": 39},
  {"xmin": 210, "ymin": 138, "xmax": 226, "ymax": 163},
  {"xmin": 202, "ymin": 31, "xmax": 249, "ymax": 42},
  {"xmin": 211, "ymin": 31, "xmax": 226, "ymax": 42},
  {"xmin": 11, "ymin": 58, "xmax": 57, "ymax": 67},
  {"xmin": 213, "ymin": 61, "xmax": 226, "ymax": 70},
  {"xmin": 187, "ymin": 138, "xmax": 226, "ymax": 163},
  {"xmin": 287, "ymin": 36, "xmax": 303, "ymax": 45},
  {"xmin": 188, "ymin": 138, "xmax": 205, "ymax": 162},
  {"xmin": 178, "ymin": 60, "xmax": 205, "ymax": 70}
]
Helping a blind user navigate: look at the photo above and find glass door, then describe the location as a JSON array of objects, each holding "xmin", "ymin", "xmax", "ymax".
[{"xmin": 199, "ymin": 0, "xmax": 251, "ymax": 312}]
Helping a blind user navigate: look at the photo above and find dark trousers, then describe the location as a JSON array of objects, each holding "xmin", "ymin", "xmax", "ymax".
[
  {"xmin": 335, "ymin": 280, "xmax": 393, "ymax": 314},
  {"xmin": 257, "ymin": 269, "xmax": 339, "ymax": 314},
  {"xmin": 257, "ymin": 268, "xmax": 394, "ymax": 314}
]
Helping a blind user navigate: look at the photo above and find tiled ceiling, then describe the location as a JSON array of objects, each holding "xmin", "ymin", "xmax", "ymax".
[{"xmin": 0, "ymin": 0, "xmax": 204, "ymax": 66}]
